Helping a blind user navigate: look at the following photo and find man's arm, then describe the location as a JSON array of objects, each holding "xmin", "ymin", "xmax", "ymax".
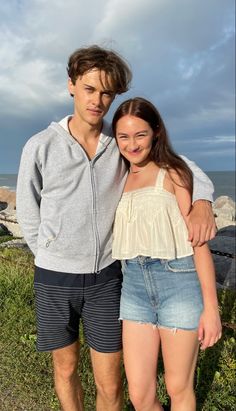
[
  {"xmin": 181, "ymin": 155, "xmax": 216, "ymax": 246},
  {"xmin": 181, "ymin": 155, "xmax": 214, "ymax": 203},
  {"xmin": 16, "ymin": 142, "xmax": 42, "ymax": 255}
]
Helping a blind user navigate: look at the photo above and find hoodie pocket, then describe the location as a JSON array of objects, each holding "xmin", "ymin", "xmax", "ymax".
[{"xmin": 40, "ymin": 217, "xmax": 94, "ymax": 258}]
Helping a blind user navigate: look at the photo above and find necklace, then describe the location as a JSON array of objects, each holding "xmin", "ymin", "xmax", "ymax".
[
  {"xmin": 130, "ymin": 165, "xmax": 149, "ymax": 173},
  {"xmin": 129, "ymin": 160, "xmax": 154, "ymax": 174}
]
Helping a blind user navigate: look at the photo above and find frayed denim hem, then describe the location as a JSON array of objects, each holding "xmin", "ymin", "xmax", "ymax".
[{"xmin": 119, "ymin": 318, "xmax": 198, "ymax": 334}]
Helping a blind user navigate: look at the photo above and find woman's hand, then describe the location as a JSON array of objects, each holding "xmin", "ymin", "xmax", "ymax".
[{"xmin": 198, "ymin": 308, "xmax": 222, "ymax": 350}]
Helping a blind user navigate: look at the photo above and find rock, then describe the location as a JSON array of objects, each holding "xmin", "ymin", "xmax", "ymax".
[
  {"xmin": 0, "ymin": 188, "xmax": 22, "ymax": 237},
  {"xmin": 208, "ymin": 225, "xmax": 236, "ymax": 289},
  {"xmin": 0, "ymin": 223, "xmax": 13, "ymax": 236},
  {"xmin": 0, "ymin": 211, "xmax": 23, "ymax": 238},
  {"xmin": 0, "ymin": 238, "xmax": 29, "ymax": 250},
  {"xmin": 214, "ymin": 196, "xmax": 235, "ymax": 210},
  {"xmin": 0, "ymin": 187, "xmax": 16, "ymax": 212},
  {"xmin": 213, "ymin": 196, "xmax": 236, "ymax": 229},
  {"xmin": 0, "ymin": 202, "xmax": 8, "ymax": 211}
]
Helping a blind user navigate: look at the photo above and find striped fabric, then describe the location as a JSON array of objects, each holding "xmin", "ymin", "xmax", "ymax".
[{"xmin": 34, "ymin": 261, "xmax": 122, "ymax": 353}]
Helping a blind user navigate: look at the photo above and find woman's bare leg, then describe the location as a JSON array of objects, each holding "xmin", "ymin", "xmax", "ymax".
[
  {"xmin": 160, "ymin": 328, "xmax": 199, "ymax": 411},
  {"xmin": 123, "ymin": 320, "xmax": 164, "ymax": 411}
]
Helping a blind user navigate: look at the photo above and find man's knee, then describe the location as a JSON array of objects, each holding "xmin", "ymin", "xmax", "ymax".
[
  {"xmin": 54, "ymin": 360, "xmax": 78, "ymax": 383},
  {"xmin": 95, "ymin": 377, "xmax": 122, "ymax": 403},
  {"xmin": 91, "ymin": 348, "xmax": 122, "ymax": 403},
  {"xmin": 52, "ymin": 344, "xmax": 79, "ymax": 383}
]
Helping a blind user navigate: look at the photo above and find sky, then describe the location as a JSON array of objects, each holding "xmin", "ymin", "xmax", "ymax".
[{"xmin": 0, "ymin": 0, "xmax": 235, "ymax": 173}]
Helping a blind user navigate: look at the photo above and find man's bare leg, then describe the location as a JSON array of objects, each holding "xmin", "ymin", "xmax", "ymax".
[
  {"xmin": 90, "ymin": 348, "xmax": 123, "ymax": 411},
  {"xmin": 52, "ymin": 341, "xmax": 84, "ymax": 411}
]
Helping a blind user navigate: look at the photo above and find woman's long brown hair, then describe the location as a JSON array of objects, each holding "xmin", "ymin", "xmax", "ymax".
[{"xmin": 112, "ymin": 97, "xmax": 193, "ymax": 196}]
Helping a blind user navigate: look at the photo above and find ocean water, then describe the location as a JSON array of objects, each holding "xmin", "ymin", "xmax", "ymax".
[
  {"xmin": 0, "ymin": 174, "xmax": 18, "ymax": 191},
  {"xmin": 206, "ymin": 171, "xmax": 235, "ymax": 201},
  {"xmin": 0, "ymin": 171, "xmax": 235, "ymax": 201}
]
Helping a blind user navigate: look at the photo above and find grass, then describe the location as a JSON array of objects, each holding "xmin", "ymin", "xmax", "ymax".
[
  {"xmin": 0, "ymin": 245, "xmax": 235, "ymax": 410},
  {"xmin": 0, "ymin": 235, "xmax": 13, "ymax": 244}
]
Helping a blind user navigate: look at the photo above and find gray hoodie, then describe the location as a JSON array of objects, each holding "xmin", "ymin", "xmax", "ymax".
[
  {"xmin": 16, "ymin": 117, "xmax": 214, "ymax": 274},
  {"xmin": 17, "ymin": 119, "xmax": 127, "ymax": 273}
]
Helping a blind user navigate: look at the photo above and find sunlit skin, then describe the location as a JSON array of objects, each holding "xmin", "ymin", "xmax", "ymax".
[
  {"xmin": 68, "ymin": 69, "xmax": 115, "ymax": 130},
  {"xmin": 115, "ymin": 114, "xmax": 221, "ymax": 411},
  {"xmin": 115, "ymin": 115, "xmax": 158, "ymax": 172}
]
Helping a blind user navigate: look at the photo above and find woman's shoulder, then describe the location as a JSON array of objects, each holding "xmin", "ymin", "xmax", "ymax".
[{"xmin": 166, "ymin": 167, "xmax": 187, "ymax": 188}]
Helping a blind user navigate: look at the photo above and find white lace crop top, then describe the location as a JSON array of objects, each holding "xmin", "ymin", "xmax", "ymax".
[{"xmin": 112, "ymin": 168, "xmax": 193, "ymax": 260}]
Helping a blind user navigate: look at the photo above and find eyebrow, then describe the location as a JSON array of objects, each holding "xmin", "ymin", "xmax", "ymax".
[
  {"xmin": 117, "ymin": 130, "xmax": 149, "ymax": 135},
  {"xmin": 83, "ymin": 83, "xmax": 94, "ymax": 89},
  {"xmin": 83, "ymin": 83, "xmax": 114, "ymax": 94}
]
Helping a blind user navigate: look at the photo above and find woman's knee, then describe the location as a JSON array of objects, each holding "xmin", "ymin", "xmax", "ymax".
[
  {"xmin": 129, "ymin": 383, "xmax": 156, "ymax": 410},
  {"xmin": 165, "ymin": 374, "xmax": 193, "ymax": 400}
]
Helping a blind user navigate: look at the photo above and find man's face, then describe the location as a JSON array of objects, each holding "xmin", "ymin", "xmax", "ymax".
[{"xmin": 68, "ymin": 69, "xmax": 115, "ymax": 128}]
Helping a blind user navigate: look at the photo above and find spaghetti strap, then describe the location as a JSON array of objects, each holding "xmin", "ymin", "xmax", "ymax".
[{"xmin": 155, "ymin": 168, "xmax": 166, "ymax": 188}]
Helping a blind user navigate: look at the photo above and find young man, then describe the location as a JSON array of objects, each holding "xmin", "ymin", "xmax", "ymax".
[{"xmin": 16, "ymin": 45, "xmax": 216, "ymax": 411}]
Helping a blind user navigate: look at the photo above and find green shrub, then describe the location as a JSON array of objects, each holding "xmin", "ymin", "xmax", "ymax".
[{"xmin": 0, "ymin": 234, "xmax": 13, "ymax": 244}]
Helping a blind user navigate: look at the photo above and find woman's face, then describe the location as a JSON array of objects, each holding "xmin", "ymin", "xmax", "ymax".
[{"xmin": 115, "ymin": 115, "xmax": 156, "ymax": 167}]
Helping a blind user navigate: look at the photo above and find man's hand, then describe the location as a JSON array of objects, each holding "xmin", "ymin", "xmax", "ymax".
[{"xmin": 187, "ymin": 200, "xmax": 216, "ymax": 247}]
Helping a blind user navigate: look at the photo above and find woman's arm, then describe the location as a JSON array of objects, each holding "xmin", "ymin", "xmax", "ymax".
[
  {"xmin": 168, "ymin": 169, "xmax": 222, "ymax": 349},
  {"xmin": 193, "ymin": 245, "xmax": 222, "ymax": 350}
]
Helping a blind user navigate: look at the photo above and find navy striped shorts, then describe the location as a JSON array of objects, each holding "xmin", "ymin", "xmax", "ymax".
[{"xmin": 34, "ymin": 261, "xmax": 122, "ymax": 353}]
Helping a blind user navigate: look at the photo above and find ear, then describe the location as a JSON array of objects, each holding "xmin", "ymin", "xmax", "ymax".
[{"xmin": 68, "ymin": 78, "xmax": 75, "ymax": 96}]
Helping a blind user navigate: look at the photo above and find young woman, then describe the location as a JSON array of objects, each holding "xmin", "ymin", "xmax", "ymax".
[{"xmin": 112, "ymin": 97, "xmax": 222, "ymax": 411}]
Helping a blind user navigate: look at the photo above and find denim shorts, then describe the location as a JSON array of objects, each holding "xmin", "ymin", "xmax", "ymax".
[{"xmin": 120, "ymin": 255, "xmax": 203, "ymax": 330}]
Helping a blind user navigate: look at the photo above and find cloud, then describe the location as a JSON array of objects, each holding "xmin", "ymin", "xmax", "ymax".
[
  {"xmin": 0, "ymin": 0, "xmax": 235, "ymax": 172},
  {"xmin": 205, "ymin": 136, "xmax": 235, "ymax": 144},
  {"xmin": 200, "ymin": 148, "xmax": 234, "ymax": 157}
]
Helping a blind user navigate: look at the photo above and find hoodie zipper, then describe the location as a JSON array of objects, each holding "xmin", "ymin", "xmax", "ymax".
[
  {"xmin": 89, "ymin": 161, "xmax": 99, "ymax": 272},
  {"xmin": 89, "ymin": 140, "xmax": 111, "ymax": 272}
]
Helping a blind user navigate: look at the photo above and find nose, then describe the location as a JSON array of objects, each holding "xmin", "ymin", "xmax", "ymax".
[
  {"xmin": 92, "ymin": 92, "xmax": 102, "ymax": 107},
  {"xmin": 128, "ymin": 138, "xmax": 139, "ymax": 151}
]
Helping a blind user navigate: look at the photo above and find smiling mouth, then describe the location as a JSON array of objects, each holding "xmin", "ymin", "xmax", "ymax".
[{"xmin": 127, "ymin": 150, "xmax": 141, "ymax": 155}]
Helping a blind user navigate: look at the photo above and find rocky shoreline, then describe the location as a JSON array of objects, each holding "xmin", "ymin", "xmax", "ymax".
[{"xmin": 0, "ymin": 187, "xmax": 235, "ymax": 289}]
